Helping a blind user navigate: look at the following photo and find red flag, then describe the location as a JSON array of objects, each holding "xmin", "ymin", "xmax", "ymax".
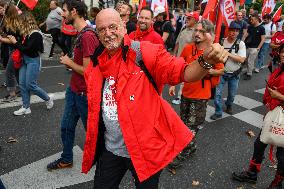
[
  {"xmin": 202, "ymin": 0, "xmax": 218, "ymax": 19},
  {"xmin": 21, "ymin": 0, "xmax": 38, "ymax": 10},
  {"xmin": 240, "ymin": 0, "xmax": 245, "ymax": 7},
  {"xmin": 215, "ymin": 6, "xmax": 223, "ymax": 43},
  {"xmin": 138, "ymin": 0, "xmax": 146, "ymax": 13},
  {"xmin": 220, "ymin": 0, "xmax": 235, "ymax": 27},
  {"xmin": 262, "ymin": 0, "xmax": 276, "ymax": 17},
  {"xmin": 273, "ymin": 5, "xmax": 282, "ymax": 23}
]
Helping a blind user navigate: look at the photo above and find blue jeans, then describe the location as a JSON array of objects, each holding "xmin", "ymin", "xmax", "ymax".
[
  {"xmin": 0, "ymin": 178, "xmax": 6, "ymax": 189},
  {"xmin": 214, "ymin": 73, "xmax": 240, "ymax": 116},
  {"xmin": 60, "ymin": 87, "xmax": 88, "ymax": 163},
  {"xmin": 256, "ymin": 42, "xmax": 270, "ymax": 69},
  {"xmin": 19, "ymin": 55, "xmax": 50, "ymax": 108}
]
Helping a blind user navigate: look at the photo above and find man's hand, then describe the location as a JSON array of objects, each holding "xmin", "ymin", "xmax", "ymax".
[
  {"xmin": 169, "ymin": 86, "xmax": 176, "ymax": 96},
  {"xmin": 60, "ymin": 55, "xmax": 73, "ymax": 67},
  {"xmin": 203, "ymin": 43, "xmax": 229, "ymax": 65}
]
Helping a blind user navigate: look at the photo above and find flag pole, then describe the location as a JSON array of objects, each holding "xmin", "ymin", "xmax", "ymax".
[
  {"xmin": 214, "ymin": 2, "xmax": 223, "ymax": 43},
  {"xmin": 16, "ymin": 0, "xmax": 21, "ymax": 7}
]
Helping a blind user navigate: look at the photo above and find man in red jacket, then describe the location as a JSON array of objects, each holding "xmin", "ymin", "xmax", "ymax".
[
  {"xmin": 82, "ymin": 8, "xmax": 228, "ymax": 188},
  {"xmin": 129, "ymin": 7, "xmax": 163, "ymax": 45}
]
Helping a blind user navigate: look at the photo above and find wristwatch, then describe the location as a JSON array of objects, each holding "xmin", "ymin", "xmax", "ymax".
[{"xmin": 198, "ymin": 55, "xmax": 213, "ymax": 69}]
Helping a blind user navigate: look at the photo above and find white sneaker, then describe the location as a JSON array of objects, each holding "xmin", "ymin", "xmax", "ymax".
[
  {"xmin": 14, "ymin": 107, "xmax": 31, "ymax": 116},
  {"xmin": 172, "ymin": 98, "xmax": 181, "ymax": 105},
  {"xmin": 46, "ymin": 94, "xmax": 54, "ymax": 109},
  {"xmin": 254, "ymin": 68, "xmax": 260, "ymax": 73}
]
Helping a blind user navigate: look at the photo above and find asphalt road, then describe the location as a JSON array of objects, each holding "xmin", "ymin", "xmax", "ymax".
[{"xmin": 0, "ymin": 56, "xmax": 277, "ymax": 189}]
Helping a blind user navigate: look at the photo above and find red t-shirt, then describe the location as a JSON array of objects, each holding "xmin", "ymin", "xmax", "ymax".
[
  {"xmin": 180, "ymin": 43, "xmax": 224, "ymax": 99},
  {"xmin": 70, "ymin": 29, "xmax": 99, "ymax": 94},
  {"xmin": 271, "ymin": 31, "xmax": 284, "ymax": 46}
]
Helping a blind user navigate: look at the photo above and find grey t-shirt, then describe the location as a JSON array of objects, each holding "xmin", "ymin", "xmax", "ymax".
[
  {"xmin": 224, "ymin": 39, "xmax": 246, "ymax": 73},
  {"xmin": 176, "ymin": 27, "xmax": 194, "ymax": 56},
  {"xmin": 46, "ymin": 7, "xmax": 63, "ymax": 30},
  {"xmin": 102, "ymin": 77, "xmax": 130, "ymax": 158}
]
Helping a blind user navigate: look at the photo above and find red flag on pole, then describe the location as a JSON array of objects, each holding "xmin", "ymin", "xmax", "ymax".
[
  {"xmin": 202, "ymin": 0, "xmax": 218, "ymax": 20},
  {"xmin": 220, "ymin": 0, "xmax": 235, "ymax": 27},
  {"xmin": 138, "ymin": 0, "xmax": 146, "ymax": 13},
  {"xmin": 273, "ymin": 5, "xmax": 282, "ymax": 23},
  {"xmin": 239, "ymin": 0, "xmax": 245, "ymax": 7},
  {"xmin": 21, "ymin": 0, "xmax": 38, "ymax": 10},
  {"xmin": 261, "ymin": 0, "xmax": 276, "ymax": 17},
  {"xmin": 214, "ymin": 5, "xmax": 223, "ymax": 43}
]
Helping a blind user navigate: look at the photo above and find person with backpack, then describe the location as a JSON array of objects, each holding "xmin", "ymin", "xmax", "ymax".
[
  {"xmin": 6, "ymin": 12, "xmax": 54, "ymax": 115},
  {"xmin": 46, "ymin": 0, "xmax": 99, "ymax": 171},
  {"xmin": 83, "ymin": 9, "xmax": 228, "ymax": 188},
  {"xmin": 255, "ymin": 14, "xmax": 277, "ymax": 73},
  {"xmin": 232, "ymin": 43, "xmax": 284, "ymax": 189},
  {"xmin": 210, "ymin": 22, "xmax": 246, "ymax": 120},
  {"xmin": 168, "ymin": 19, "xmax": 224, "ymax": 170}
]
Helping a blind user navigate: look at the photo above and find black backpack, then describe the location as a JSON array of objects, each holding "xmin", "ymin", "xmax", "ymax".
[{"xmin": 220, "ymin": 38, "xmax": 241, "ymax": 53}]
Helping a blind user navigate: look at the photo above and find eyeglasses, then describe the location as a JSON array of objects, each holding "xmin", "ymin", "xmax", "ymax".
[{"xmin": 97, "ymin": 24, "xmax": 120, "ymax": 35}]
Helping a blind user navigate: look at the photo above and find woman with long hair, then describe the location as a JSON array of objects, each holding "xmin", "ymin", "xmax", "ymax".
[
  {"xmin": 0, "ymin": 2, "xmax": 21, "ymax": 101},
  {"xmin": 232, "ymin": 43, "xmax": 284, "ymax": 189},
  {"xmin": 7, "ymin": 12, "xmax": 54, "ymax": 115}
]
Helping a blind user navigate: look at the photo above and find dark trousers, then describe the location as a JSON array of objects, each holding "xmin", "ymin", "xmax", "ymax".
[
  {"xmin": 0, "ymin": 179, "xmax": 5, "ymax": 189},
  {"xmin": 60, "ymin": 87, "xmax": 88, "ymax": 163},
  {"xmin": 1, "ymin": 44, "xmax": 9, "ymax": 68},
  {"xmin": 252, "ymin": 132, "xmax": 284, "ymax": 176},
  {"xmin": 49, "ymin": 28, "xmax": 66, "ymax": 57},
  {"xmin": 94, "ymin": 149, "xmax": 162, "ymax": 189}
]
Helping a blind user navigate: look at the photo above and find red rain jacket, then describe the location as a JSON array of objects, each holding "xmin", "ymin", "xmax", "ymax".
[{"xmin": 82, "ymin": 36, "xmax": 193, "ymax": 182}]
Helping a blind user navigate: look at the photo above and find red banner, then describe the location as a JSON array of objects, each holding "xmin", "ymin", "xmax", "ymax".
[{"xmin": 262, "ymin": 0, "xmax": 276, "ymax": 17}]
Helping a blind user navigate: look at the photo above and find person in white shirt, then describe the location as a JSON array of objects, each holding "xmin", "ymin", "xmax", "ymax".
[
  {"xmin": 210, "ymin": 22, "xmax": 246, "ymax": 120},
  {"xmin": 255, "ymin": 13, "xmax": 276, "ymax": 72}
]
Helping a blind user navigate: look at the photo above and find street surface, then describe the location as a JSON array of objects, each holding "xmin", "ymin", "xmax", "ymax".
[{"xmin": 0, "ymin": 56, "xmax": 277, "ymax": 189}]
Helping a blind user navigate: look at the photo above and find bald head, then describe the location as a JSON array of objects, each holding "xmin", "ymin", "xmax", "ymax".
[
  {"xmin": 96, "ymin": 8, "xmax": 126, "ymax": 53},
  {"xmin": 96, "ymin": 8, "xmax": 122, "ymax": 27}
]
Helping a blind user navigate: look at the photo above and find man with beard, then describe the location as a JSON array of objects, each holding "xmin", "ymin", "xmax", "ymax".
[
  {"xmin": 81, "ymin": 9, "xmax": 228, "ymax": 188},
  {"xmin": 117, "ymin": 2, "xmax": 136, "ymax": 34},
  {"xmin": 129, "ymin": 7, "xmax": 163, "ymax": 44},
  {"xmin": 168, "ymin": 20, "xmax": 224, "ymax": 170},
  {"xmin": 46, "ymin": 0, "xmax": 99, "ymax": 171}
]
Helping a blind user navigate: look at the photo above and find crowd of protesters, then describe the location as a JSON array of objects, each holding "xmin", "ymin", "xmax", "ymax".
[{"xmin": 0, "ymin": 0, "xmax": 284, "ymax": 188}]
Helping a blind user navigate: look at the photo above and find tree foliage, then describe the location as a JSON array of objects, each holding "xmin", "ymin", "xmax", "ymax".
[{"xmin": 18, "ymin": 0, "xmax": 50, "ymax": 23}]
